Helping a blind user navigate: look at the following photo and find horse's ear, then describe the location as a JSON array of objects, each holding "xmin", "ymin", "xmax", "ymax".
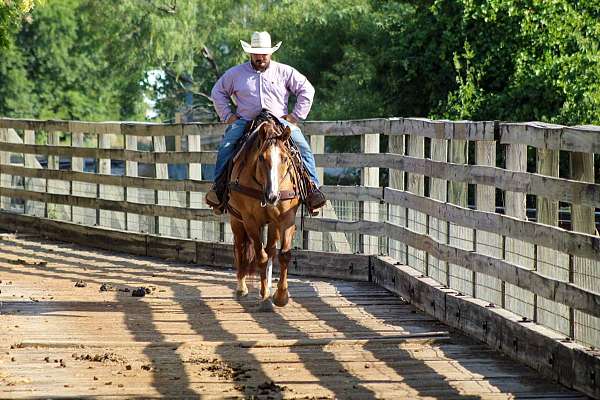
[{"xmin": 281, "ymin": 126, "xmax": 292, "ymax": 141}]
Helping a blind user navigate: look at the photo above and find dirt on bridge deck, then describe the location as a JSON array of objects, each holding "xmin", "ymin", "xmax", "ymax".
[{"xmin": 0, "ymin": 233, "xmax": 588, "ymax": 399}]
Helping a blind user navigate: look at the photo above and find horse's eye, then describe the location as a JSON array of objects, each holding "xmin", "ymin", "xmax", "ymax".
[{"xmin": 258, "ymin": 155, "xmax": 264, "ymax": 161}]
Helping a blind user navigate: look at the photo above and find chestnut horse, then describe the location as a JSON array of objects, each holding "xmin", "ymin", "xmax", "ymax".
[{"xmin": 226, "ymin": 116, "xmax": 301, "ymax": 311}]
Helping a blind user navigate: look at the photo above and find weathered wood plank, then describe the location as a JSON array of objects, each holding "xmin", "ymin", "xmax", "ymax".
[
  {"xmin": 570, "ymin": 151, "xmax": 600, "ymax": 347},
  {"xmin": 447, "ymin": 138, "xmax": 473, "ymax": 296},
  {"xmin": 384, "ymin": 187, "xmax": 600, "ymax": 262},
  {"xmin": 388, "ymin": 134, "xmax": 407, "ymax": 264},
  {"xmin": 406, "ymin": 134, "xmax": 426, "ymax": 273},
  {"xmin": 0, "ymin": 164, "xmax": 213, "ymax": 192},
  {"xmin": 3, "ymin": 143, "xmax": 600, "ymax": 208},
  {"xmin": 504, "ymin": 143, "xmax": 535, "ymax": 319},
  {"xmin": 372, "ymin": 256, "xmax": 600, "ymax": 400},
  {"xmin": 474, "ymin": 140, "xmax": 502, "ymax": 305},
  {"xmin": 428, "ymin": 137, "xmax": 448, "ymax": 285},
  {"xmin": 383, "ymin": 221, "xmax": 600, "ymax": 319},
  {"xmin": 23, "ymin": 129, "xmax": 45, "ymax": 217},
  {"xmin": 2, "ymin": 117, "xmax": 599, "ymax": 152},
  {"xmin": 361, "ymin": 132, "xmax": 380, "ymax": 255},
  {"xmin": 314, "ymin": 152, "xmax": 600, "ymax": 207},
  {"xmin": 0, "ymin": 142, "xmax": 217, "ymax": 164},
  {"xmin": 536, "ymin": 147, "xmax": 570, "ymax": 336},
  {"xmin": 1, "ymin": 187, "xmax": 224, "ymax": 222}
]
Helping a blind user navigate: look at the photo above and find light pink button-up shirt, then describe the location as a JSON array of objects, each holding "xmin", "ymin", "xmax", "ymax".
[{"xmin": 210, "ymin": 60, "xmax": 315, "ymax": 122}]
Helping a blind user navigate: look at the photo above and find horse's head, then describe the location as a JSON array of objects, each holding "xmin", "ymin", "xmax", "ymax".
[{"xmin": 253, "ymin": 120, "xmax": 292, "ymax": 207}]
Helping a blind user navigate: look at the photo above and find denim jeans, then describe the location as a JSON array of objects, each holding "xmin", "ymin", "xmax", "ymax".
[{"xmin": 213, "ymin": 118, "xmax": 320, "ymax": 186}]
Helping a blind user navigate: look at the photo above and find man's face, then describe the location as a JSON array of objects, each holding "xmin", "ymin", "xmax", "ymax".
[{"xmin": 250, "ymin": 53, "xmax": 271, "ymax": 71}]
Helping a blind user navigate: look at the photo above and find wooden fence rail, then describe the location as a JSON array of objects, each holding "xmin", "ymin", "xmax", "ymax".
[{"xmin": 1, "ymin": 116, "xmax": 599, "ymax": 352}]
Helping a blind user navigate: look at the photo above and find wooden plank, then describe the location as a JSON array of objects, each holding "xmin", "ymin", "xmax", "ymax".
[
  {"xmin": 361, "ymin": 132, "xmax": 380, "ymax": 255},
  {"xmin": 23, "ymin": 130, "xmax": 45, "ymax": 217},
  {"xmin": 98, "ymin": 133, "xmax": 124, "ymax": 229},
  {"xmin": 307, "ymin": 135, "xmax": 324, "ymax": 251},
  {"xmin": 301, "ymin": 118, "xmax": 388, "ymax": 136},
  {"xmin": 570, "ymin": 151, "xmax": 600, "ymax": 348},
  {"xmin": 0, "ymin": 128, "xmax": 10, "ymax": 210},
  {"xmin": 475, "ymin": 140, "xmax": 502, "ymax": 306},
  {"xmin": 0, "ymin": 142, "xmax": 217, "ymax": 164},
  {"xmin": 383, "ymin": 221, "xmax": 600, "ymax": 318},
  {"xmin": 1, "ymin": 187, "xmax": 224, "ymax": 222},
  {"xmin": 372, "ymin": 256, "xmax": 599, "ymax": 400},
  {"xmin": 314, "ymin": 152, "xmax": 600, "ymax": 207},
  {"xmin": 45, "ymin": 130, "xmax": 71, "ymax": 221},
  {"xmin": 388, "ymin": 134, "xmax": 406, "ymax": 264},
  {"xmin": 406, "ymin": 134, "xmax": 426, "ymax": 273},
  {"xmin": 447, "ymin": 138, "xmax": 473, "ymax": 296},
  {"xmin": 537, "ymin": 148, "xmax": 570, "ymax": 336},
  {"xmin": 0, "ymin": 164, "xmax": 213, "ymax": 193},
  {"xmin": 2, "ymin": 117, "xmax": 599, "ymax": 152},
  {"xmin": 504, "ymin": 143, "xmax": 535, "ymax": 319},
  {"xmin": 501, "ymin": 122, "xmax": 600, "ymax": 153},
  {"xmin": 125, "ymin": 133, "xmax": 140, "ymax": 231},
  {"xmin": 384, "ymin": 188, "xmax": 600, "ymax": 262},
  {"xmin": 427, "ymin": 137, "xmax": 448, "ymax": 285},
  {"xmin": 4, "ymin": 142, "xmax": 600, "ymax": 208},
  {"xmin": 188, "ymin": 119, "xmax": 204, "ymax": 242}
]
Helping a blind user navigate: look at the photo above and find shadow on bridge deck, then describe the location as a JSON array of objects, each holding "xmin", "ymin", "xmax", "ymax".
[{"xmin": 0, "ymin": 233, "xmax": 587, "ymax": 399}]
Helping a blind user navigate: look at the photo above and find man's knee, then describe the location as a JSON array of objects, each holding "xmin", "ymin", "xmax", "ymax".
[{"xmin": 290, "ymin": 129, "xmax": 310, "ymax": 152}]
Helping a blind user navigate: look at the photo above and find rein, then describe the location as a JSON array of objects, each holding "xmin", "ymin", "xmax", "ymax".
[{"xmin": 229, "ymin": 114, "xmax": 300, "ymax": 211}]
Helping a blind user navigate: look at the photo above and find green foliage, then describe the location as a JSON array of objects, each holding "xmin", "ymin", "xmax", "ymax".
[{"xmin": 0, "ymin": 0, "xmax": 599, "ymax": 126}]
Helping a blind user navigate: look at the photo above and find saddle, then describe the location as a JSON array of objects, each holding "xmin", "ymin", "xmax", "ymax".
[{"xmin": 214, "ymin": 110, "xmax": 315, "ymax": 216}]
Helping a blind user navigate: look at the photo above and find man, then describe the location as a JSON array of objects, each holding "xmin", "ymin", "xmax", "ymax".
[{"xmin": 206, "ymin": 31, "xmax": 326, "ymax": 215}]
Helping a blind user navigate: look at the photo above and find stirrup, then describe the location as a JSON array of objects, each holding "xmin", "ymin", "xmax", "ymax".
[
  {"xmin": 306, "ymin": 187, "xmax": 326, "ymax": 214},
  {"xmin": 205, "ymin": 188, "xmax": 225, "ymax": 215}
]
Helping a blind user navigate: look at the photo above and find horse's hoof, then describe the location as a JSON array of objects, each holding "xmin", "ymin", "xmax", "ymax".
[
  {"xmin": 236, "ymin": 289, "xmax": 249, "ymax": 299},
  {"xmin": 273, "ymin": 290, "xmax": 289, "ymax": 307},
  {"xmin": 257, "ymin": 298, "xmax": 274, "ymax": 312}
]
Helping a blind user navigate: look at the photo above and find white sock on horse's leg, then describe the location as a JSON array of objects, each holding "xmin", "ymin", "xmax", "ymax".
[{"xmin": 265, "ymin": 258, "xmax": 273, "ymax": 298}]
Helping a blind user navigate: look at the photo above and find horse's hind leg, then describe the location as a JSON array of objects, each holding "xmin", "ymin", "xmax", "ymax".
[{"xmin": 231, "ymin": 218, "xmax": 251, "ymax": 298}]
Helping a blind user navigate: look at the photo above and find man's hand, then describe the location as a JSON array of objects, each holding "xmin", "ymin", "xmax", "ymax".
[
  {"xmin": 282, "ymin": 114, "xmax": 298, "ymax": 125},
  {"xmin": 225, "ymin": 114, "xmax": 239, "ymax": 125}
]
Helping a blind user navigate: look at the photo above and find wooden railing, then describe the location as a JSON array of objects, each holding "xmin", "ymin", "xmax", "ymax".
[{"xmin": 1, "ymin": 116, "xmax": 599, "ymax": 352}]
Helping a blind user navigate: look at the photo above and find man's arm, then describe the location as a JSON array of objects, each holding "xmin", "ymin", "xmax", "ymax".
[
  {"xmin": 286, "ymin": 68, "xmax": 315, "ymax": 122},
  {"xmin": 210, "ymin": 72, "xmax": 236, "ymax": 123}
]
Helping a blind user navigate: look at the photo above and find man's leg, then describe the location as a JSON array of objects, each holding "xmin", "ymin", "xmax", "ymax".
[
  {"xmin": 279, "ymin": 119, "xmax": 326, "ymax": 212},
  {"xmin": 206, "ymin": 119, "xmax": 248, "ymax": 212}
]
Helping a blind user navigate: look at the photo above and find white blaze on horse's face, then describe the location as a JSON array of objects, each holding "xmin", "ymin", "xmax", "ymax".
[{"xmin": 265, "ymin": 143, "xmax": 280, "ymax": 206}]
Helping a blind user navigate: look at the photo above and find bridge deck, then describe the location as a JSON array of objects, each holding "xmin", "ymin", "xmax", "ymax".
[{"xmin": 0, "ymin": 233, "xmax": 586, "ymax": 399}]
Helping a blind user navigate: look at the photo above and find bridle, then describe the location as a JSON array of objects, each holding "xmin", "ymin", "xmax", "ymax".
[
  {"xmin": 228, "ymin": 120, "xmax": 298, "ymax": 210},
  {"xmin": 255, "ymin": 134, "xmax": 294, "ymax": 207}
]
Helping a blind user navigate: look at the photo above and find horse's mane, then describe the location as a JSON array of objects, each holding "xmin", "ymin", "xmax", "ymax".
[{"xmin": 233, "ymin": 110, "xmax": 286, "ymax": 164}]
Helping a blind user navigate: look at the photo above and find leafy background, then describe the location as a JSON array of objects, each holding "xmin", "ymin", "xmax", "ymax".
[{"xmin": 1, "ymin": 0, "xmax": 598, "ymax": 125}]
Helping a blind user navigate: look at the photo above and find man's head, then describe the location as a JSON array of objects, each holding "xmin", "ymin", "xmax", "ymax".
[
  {"xmin": 250, "ymin": 53, "xmax": 271, "ymax": 72},
  {"xmin": 241, "ymin": 32, "xmax": 281, "ymax": 72}
]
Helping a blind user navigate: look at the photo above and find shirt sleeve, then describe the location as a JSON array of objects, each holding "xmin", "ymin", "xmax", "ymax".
[
  {"xmin": 286, "ymin": 67, "xmax": 315, "ymax": 121},
  {"xmin": 211, "ymin": 70, "xmax": 235, "ymax": 122}
]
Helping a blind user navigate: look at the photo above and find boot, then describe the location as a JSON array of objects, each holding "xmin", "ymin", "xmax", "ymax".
[
  {"xmin": 305, "ymin": 186, "xmax": 326, "ymax": 215},
  {"xmin": 205, "ymin": 184, "xmax": 226, "ymax": 215}
]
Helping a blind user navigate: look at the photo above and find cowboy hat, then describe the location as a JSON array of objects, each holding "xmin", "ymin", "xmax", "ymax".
[{"xmin": 240, "ymin": 31, "xmax": 282, "ymax": 55}]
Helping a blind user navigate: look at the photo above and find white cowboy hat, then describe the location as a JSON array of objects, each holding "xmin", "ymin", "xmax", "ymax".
[{"xmin": 240, "ymin": 31, "xmax": 282, "ymax": 55}]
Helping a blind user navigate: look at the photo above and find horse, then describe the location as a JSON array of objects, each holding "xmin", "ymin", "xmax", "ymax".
[{"xmin": 226, "ymin": 114, "xmax": 302, "ymax": 311}]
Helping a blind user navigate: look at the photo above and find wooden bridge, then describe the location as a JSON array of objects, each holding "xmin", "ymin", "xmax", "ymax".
[{"xmin": 0, "ymin": 117, "xmax": 599, "ymax": 399}]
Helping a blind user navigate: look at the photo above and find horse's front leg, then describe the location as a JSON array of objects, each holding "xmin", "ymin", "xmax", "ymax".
[
  {"xmin": 246, "ymin": 225, "xmax": 272, "ymax": 311},
  {"xmin": 273, "ymin": 218, "xmax": 296, "ymax": 307},
  {"xmin": 231, "ymin": 218, "xmax": 250, "ymax": 298}
]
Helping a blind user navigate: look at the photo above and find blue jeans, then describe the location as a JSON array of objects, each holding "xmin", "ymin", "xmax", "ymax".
[{"xmin": 214, "ymin": 118, "xmax": 320, "ymax": 186}]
